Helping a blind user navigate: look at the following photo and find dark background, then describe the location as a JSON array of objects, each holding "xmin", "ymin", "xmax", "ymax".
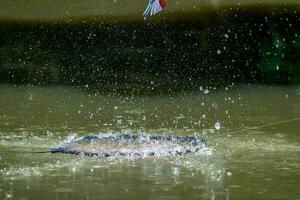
[{"xmin": 0, "ymin": 6, "xmax": 299, "ymax": 94}]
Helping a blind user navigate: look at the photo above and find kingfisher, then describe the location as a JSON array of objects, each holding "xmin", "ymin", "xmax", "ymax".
[{"xmin": 143, "ymin": 0, "xmax": 166, "ymax": 19}]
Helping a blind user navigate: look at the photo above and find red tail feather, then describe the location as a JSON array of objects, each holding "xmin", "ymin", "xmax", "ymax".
[{"xmin": 159, "ymin": 0, "xmax": 166, "ymax": 8}]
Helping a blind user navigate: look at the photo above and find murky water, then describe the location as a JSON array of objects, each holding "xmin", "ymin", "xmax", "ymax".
[{"xmin": 0, "ymin": 84, "xmax": 300, "ymax": 199}]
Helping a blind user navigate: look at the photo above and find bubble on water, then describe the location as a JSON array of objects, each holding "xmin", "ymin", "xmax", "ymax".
[
  {"xmin": 214, "ymin": 121, "xmax": 221, "ymax": 130},
  {"xmin": 204, "ymin": 89, "xmax": 210, "ymax": 94}
]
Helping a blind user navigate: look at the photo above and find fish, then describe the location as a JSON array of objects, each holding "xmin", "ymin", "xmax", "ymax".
[
  {"xmin": 143, "ymin": 0, "xmax": 166, "ymax": 20},
  {"xmin": 49, "ymin": 134, "xmax": 206, "ymax": 157}
]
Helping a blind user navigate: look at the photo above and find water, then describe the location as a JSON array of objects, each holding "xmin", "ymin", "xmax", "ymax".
[{"xmin": 0, "ymin": 84, "xmax": 300, "ymax": 199}]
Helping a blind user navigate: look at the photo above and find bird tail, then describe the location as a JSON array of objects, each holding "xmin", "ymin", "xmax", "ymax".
[{"xmin": 143, "ymin": 0, "xmax": 165, "ymax": 20}]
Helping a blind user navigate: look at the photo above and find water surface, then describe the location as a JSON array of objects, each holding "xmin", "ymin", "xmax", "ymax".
[{"xmin": 0, "ymin": 84, "xmax": 300, "ymax": 199}]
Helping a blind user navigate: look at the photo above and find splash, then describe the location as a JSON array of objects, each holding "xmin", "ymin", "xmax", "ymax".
[{"xmin": 50, "ymin": 133, "xmax": 207, "ymax": 158}]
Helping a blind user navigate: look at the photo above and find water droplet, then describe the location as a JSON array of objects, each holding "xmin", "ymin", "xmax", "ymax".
[
  {"xmin": 214, "ymin": 121, "xmax": 221, "ymax": 130},
  {"xmin": 6, "ymin": 192, "xmax": 13, "ymax": 199},
  {"xmin": 172, "ymin": 167, "xmax": 180, "ymax": 176},
  {"xmin": 204, "ymin": 89, "xmax": 210, "ymax": 94}
]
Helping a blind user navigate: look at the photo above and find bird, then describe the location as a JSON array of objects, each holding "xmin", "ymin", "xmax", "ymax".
[{"xmin": 143, "ymin": 0, "xmax": 166, "ymax": 20}]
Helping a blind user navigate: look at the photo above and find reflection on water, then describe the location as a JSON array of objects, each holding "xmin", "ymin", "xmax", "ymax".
[{"xmin": 0, "ymin": 84, "xmax": 300, "ymax": 199}]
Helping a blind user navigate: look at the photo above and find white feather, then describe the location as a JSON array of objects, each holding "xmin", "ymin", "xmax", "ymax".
[{"xmin": 143, "ymin": 0, "xmax": 164, "ymax": 19}]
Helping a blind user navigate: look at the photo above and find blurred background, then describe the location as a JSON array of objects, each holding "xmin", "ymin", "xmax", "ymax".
[{"xmin": 0, "ymin": 0, "xmax": 299, "ymax": 93}]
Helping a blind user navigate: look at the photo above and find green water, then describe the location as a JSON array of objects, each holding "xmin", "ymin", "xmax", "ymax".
[{"xmin": 0, "ymin": 84, "xmax": 300, "ymax": 199}]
